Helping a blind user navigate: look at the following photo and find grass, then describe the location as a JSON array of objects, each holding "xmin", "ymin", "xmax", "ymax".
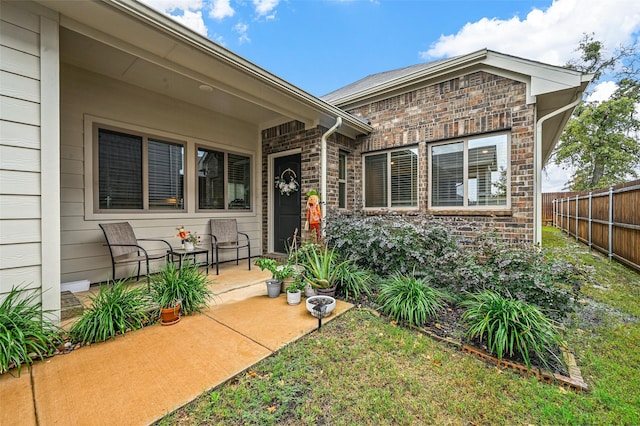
[{"xmin": 157, "ymin": 226, "xmax": 640, "ymax": 425}]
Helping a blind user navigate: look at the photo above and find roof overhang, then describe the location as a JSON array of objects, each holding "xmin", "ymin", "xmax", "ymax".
[
  {"xmin": 36, "ymin": 0, "xmax": 372, "ymax": 139},
  {"xmin": 327, "ymin": 49, "xmax": 592, "ymax": 159}
]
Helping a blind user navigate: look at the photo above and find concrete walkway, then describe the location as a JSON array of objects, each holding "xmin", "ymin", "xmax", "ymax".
[{"xmin": 0, "ymin": 264, "xmax": 352, "ymax": 426}]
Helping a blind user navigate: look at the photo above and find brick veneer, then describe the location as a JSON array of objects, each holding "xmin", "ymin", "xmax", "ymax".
[
  {"xmin": 346, "ymin": 71, "xmax": 536, "ymax": 244},
  {"xmin": 262, "ymin": 71, "xmax": 537, "ymax": 247}
]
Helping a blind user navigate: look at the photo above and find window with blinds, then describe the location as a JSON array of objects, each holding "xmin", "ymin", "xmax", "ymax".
[
  {"xmin": 338, "ymin": 151, "xmax": 347, "ymax": 209},
  {"xmin": 429, "ymin": 133, "xmax": 509, "ymax": 209},
  {"xmin": 364, "ymin": 147, "xmax": 418, "ymax": 209},
  {"xmin": 97, "ymin": 128, "xmax": 184, "ymax": 211},
  {"xmin": 197, "ymin": 148, "xmax": 251, "ymax": 210}
]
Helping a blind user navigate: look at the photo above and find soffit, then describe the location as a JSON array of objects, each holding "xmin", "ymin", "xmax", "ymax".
[{"xmin": 41, "ymin": 0, "xmax": 371, "ymax": 138}]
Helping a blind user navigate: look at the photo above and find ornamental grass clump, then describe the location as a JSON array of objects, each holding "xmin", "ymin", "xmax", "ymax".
[
  {"xmin": 461, "ymin": 290, "xmax": 562, "ymax": 369},
  {"xmin": 0, "ymin": 286, "xmax": 62, "ymax": 375},
  {"xmin": 70, "ymin": 278, "xmax": 151, "ymax": 344},
  {"xmin": 150, "ymin": 261, "xmax": 212, "ymax": 315},
  {"xmin": 377, "ymin": 273, "xmax": 450, "ymax": 327}
]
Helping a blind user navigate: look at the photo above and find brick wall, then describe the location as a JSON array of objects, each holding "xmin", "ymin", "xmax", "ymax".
[
  {"xmin": 261, "ymin": 121, "xmax": 358, "ymax": 252},
  {"xmin": 262, "ymin": 71, "xmax": 537, "ymax": 246},
  {"xmin": 346, "ymin": 71, "xmax": 536, "ymax": 244}
]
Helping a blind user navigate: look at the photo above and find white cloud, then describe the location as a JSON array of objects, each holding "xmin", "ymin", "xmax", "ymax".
[
  {"xmin": 234, "ymin": 22, "xmax": 251, "ymax": 44},
  {"xmin": 141, "ymin": 0, "xmax": 203, "ymax": 13},
  {"xmin": 139, "ymin": 0, "xmax": 208, "ymax": 36},
  {"xmin": 421, "ymin": 0, "xmax": 640, "ymax": 66},
  {"xmin": 542, "ymin": 164, "xmax": 574, "ymax": 192},
  {"xmin": 587, "ymin": 81, "xmax": 618, "ymax": 103},
  {"xmin": 253, "ymin": 0, "xmax": 279, "ymax": 18},
  {"xmin": 210, "ymin": 0, "xmax": 234, "ymax": 20}
]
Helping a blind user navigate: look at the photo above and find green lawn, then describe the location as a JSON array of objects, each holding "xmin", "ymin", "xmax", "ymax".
[{"xmin": 157, "ymin": 227, "xmax": 640, "ymax": 425}]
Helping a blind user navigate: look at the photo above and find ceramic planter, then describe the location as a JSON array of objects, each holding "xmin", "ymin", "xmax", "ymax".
[
  {"xmin": 306, "ymin": 295, "xmax": 336, "ymax": 318},
  {"xmin": 266, "ymin": 279, "xmax": 282, "ymax": 298},
  {"xmin": 286, "ymin": 290, "xmax": 302, "ymax": 305}
]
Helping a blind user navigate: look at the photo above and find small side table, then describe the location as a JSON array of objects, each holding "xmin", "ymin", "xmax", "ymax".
[{"xmin": 168, "ymin": 247, "xmax": 209, "ymax": 274}]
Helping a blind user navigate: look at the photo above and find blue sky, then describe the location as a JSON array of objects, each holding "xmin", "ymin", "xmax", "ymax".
[{"xmin": 141, "ymin": 0, "xmax": 640, "ymax": 190}]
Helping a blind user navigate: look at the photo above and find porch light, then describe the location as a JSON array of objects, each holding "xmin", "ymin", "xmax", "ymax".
[{"xmin": 199, "ymin": 84, "xmax": 213, "ymax": 92}]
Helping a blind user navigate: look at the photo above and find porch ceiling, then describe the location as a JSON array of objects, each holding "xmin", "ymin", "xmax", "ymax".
[
  {"xmin": 60, "ymin": 28, "xmax": 284, "ymax": 128},
  {"xmin": 44, "ymin": 0, "xmax": 372, "ymax": 138}
]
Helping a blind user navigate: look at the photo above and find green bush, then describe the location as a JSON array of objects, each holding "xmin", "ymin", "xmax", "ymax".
[
  {"xmin": 335, "ymin": 261, "xmax": 374, "ymax": 300},
  {"xmin": 150, "ymin": 261, "xmax": 212, "ymax": 315},
  {"xmin": 377, "ymin": 273, "xmax": 450, "ymax": 327},
  {"xmin": 70, "ymin": 279, "xmax": 151, "ymax": 344},
  {"xmin": 461, "ymin": 290, "xmax": 561, "ymax": 369},
  {"xmin": 325, "ymin": 213, "xmax": 460, "ymax": 276},
  {"xmin": 1, "ymin": 286, "xmax": 62, "ymax": 375}
]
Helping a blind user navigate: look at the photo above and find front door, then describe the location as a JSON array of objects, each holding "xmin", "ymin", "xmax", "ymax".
[{"xmin": 273, "ymin": 154, "xmax": 301, "ymax": 253}]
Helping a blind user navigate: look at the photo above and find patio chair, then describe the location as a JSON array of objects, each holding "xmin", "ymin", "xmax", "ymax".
[
  {"xmin": 99, "ymin": 222, "xmax": 172, "ymax": 286},
  {"xmin": 209, "ymin": 219, "xmax": 251, "ymax": 275}
]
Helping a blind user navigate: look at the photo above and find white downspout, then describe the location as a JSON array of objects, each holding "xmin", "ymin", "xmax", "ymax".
[
  {"xmin": 320, "ymin": 117, "xmax": 342, "ymax": 237},
  {"xmin": 534, "ymin": 97, "xmax": 581, "ymax": 245}
]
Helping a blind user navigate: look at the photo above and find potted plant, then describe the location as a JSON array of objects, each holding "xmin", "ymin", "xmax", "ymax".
[
  {"xmin": 150, "ymin": 261, "xmax": 212, "ymax": 325},
  {"xmin": 255, "ymin": 258, "xmax": 289, "ymax": 298},
  {"xmin": 300, "ymin": 244, "xmax": 347, "ymax": 297},
  {"xmin": 176, "ymin": 226, "xmax": 200, "ymax": 250},
  {"xmin": 286, "ymin": 279, "xmax": 305, "ymax": 306}
]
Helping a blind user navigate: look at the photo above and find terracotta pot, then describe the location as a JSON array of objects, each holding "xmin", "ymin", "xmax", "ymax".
[{"xmin": 160, "ymin": 305, "xmax": 181, "ymax": 326}]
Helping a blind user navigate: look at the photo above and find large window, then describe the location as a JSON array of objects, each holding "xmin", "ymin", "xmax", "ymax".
[
  {"xmin": 198, "ymin": 148, "xmax": 251, "ymax": 210},
  {"xmin": 430, "ymin": 134, "xmax": 508, "ymax": 209},
  {"xmin": 97, "ymin": 128, "xmax": 184, "ymax": 211},
  {"xmin": 364, "ymin": 147, "xmax": 418, "ymax": 209}
]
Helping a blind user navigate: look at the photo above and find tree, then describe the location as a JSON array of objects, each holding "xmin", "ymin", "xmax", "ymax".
[{"xmin": 552, "ymin": 34, "xmax": 640, "ymax": 191}]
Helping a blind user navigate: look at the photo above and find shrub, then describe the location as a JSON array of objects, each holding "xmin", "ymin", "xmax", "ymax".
[
  {"xmin": 377, "ymin": 273, "xmax": 450, "ymax": 327},
  {"xmin": 325, "ymin": 213, "xmax": 460, "ymax": 276},
  {"xmin": 461, "ymin": 290, "xmax": 561, "ymax": 369},
  {"xmin": 0, "ymin": 286, "xmax": 62, "ymax": 375},
  {"xmin": 151, "ymin": 261, "xmax": 212, "ymax": 315},
  {"xmin": 70, "ymin": 279, "xmax": 151, "ymax": 344},
  {"xmin": 335, "ymin": 261, "xmax": 374, "ymax": 300}
]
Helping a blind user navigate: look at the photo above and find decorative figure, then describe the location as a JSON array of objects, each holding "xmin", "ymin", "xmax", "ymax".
[{"xmin": 306, "ymin": 193, "xmax": 322, "ymax": 241}]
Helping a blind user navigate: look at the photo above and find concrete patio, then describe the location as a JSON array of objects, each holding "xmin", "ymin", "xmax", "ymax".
[{"xmin": 0, "ymin": 262, "xmax": 352, "ymax": 425}]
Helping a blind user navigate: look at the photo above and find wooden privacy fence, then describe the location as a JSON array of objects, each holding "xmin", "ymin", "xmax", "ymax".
[{"xmin": 550, "ymin": 179, "xmax": 640, "ymax": 272}]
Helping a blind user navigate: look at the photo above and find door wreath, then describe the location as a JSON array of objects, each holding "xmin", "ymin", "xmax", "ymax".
[{"xmin": 275, "ymin": 168, "xmax": 299, "ymax": 196}]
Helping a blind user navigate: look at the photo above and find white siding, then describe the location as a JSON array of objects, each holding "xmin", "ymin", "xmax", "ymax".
[
  {"xmin": 0, "ymin": 1, "xmax": 60, "ymax": 320},
  {"xmin": 60, "ymin": 65, "xmax": 263, "ymax": 284}
]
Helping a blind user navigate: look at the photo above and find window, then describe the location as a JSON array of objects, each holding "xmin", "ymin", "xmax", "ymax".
[
  {"xmin": 198, "ymin": 148, "xmax": 251, "ymax": 210},
  {"xmin": 97, "ymin": 128, "xmax": 184, "ymax": 211},
  {"xmin": 364, "ymin": 147, "xmax": 418, "ymax": 209},
  {"xmin": 430, "ymin": 134, "xmax": 508, "ymax": 209},
  {"xmin": 338, "ymin": 151, "xmax": 347, "ymax": 209}
]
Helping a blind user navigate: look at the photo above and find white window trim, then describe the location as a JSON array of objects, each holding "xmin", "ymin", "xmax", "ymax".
[
  {"xmin": 362, "ymin": 146, "xmax": 420, "ymax": 211},
  {"xmin": 428, "ymin": 132, "xmax": 511, "ymax": 211},
  {"xmin": 83, "ymin": 115, "xmax": 256, "ymax": 220},
  {"xmin": 338, "ymin": 151, "xmax": 347, "ymax": 210}
]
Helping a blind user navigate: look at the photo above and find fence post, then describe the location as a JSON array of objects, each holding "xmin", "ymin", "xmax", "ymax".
[
  {"xmin": 588, "ymin": 192, "xmax": 592, "ymax": 248},
  {"xmin": 608, "ymin": 186, "xmax": 614, "ymax": 261},
  {"xmin": 553, "ymin": 199, "xmax": 557, "ymax": 228},
  {"xmin": 575, "ymin": 194, "xmax": 579, "ymax": 241}
]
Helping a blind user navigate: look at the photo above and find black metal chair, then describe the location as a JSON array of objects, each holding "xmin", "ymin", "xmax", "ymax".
[
  {"xmin": 99, "ymin": 222, "xmax": 171, "ymax": 286},
  {"xmin": 209, "ymin": 219, "xmax": 251, "ymax": 275}
]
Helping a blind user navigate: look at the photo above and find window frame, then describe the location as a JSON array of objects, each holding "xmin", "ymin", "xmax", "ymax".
[
  {"xmin": 428, "ymin": 132, "xmax": 511, "ymax": 212},
  {"xmin": 362, "ymin": 145, "xmax": 420, "ymax": 211},
  {"xmin": 338, "ymin": 151, "xmax": 347, "ymax": 209},
  {"xmin": 85, "ymin": 116, "xmax": 256, "ymax": 219},
  {"xmin": 92, "ymin": 124, "xmax": 186, "ymax": 214},
  {"xmin": 196, "ymin": 145, "xmax": 253, "ymax": 212}
]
